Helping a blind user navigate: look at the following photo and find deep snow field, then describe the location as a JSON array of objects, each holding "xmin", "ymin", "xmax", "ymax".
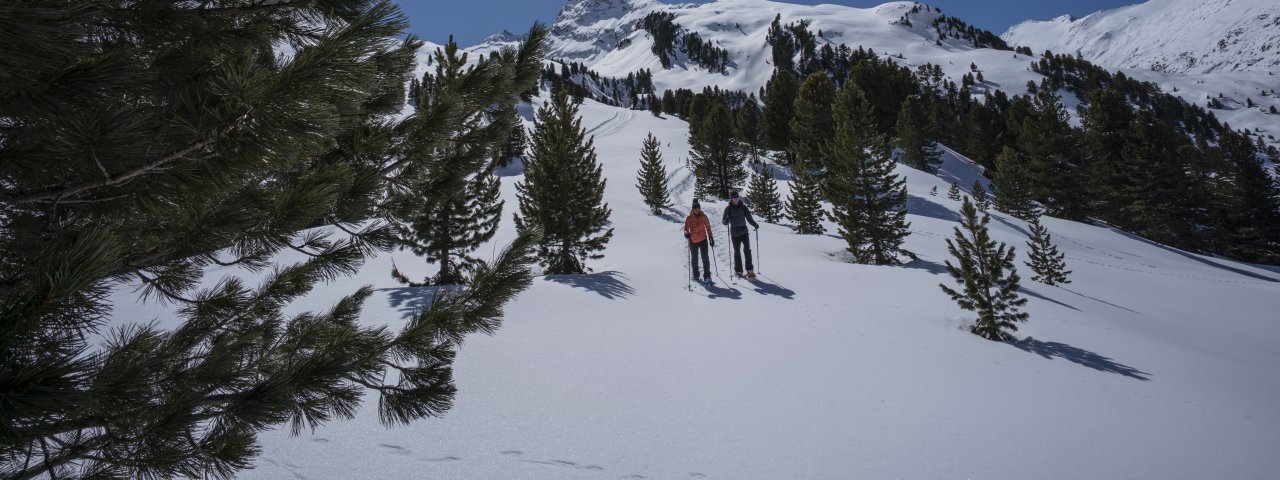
[{"xmin": 102, "ymin": 94, "xmax": 1280, "ymax": 479}]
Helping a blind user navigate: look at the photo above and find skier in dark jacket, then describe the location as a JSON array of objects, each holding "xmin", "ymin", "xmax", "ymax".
[{"xmin": 721, "ymin": 192, "xmax": 759, "ymax": 278}]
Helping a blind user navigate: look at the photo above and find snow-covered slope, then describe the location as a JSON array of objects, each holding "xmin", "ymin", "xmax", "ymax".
[
  {"xmin": 197, "ymin": 95, "xmax": 1280, "ymax": 479},
  {"xmin": 1002, "ymin": 0, "xmax": 1280, "ymax": 74}
]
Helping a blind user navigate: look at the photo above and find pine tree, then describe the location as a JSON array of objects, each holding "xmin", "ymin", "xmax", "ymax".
[
  {"xmin": 1021, "ymin": 85, "xmax": 1086, "ymax": 219},
  {"xmin": 930, "ymin": 186, "xmax": 938, "ymax": 196},
  {"xmin": 762, "ymin": 69, "xmax": 801, "ymax": 156},
  {"xmin": 736, "ymin": 99, "xmax": 763, "ymax": 161},
  {"xmin": 972, "ymin": 180, "xmax": 991, "ymax": 212},
  {"xmin": 948, "ymin": 181, "xmax": 962, "ymax": 200},
  {"xmin": 0, "ymin": 6, "xmax": 546, "ymax": 478},
  {"xmin": 492, "ymin": 103, "xmax": 528, "ymax": 168},
  {"xmin": 747, "ymin": 163, "xmax": 785, "ymax": 223},
  {"xmin": 691, "ymin": 102, "xmax": 748, "ymax": 199},
  {"xmin": 992, "ymin": 147, "xmax": 1038, "ymax": 220},
  {"xmin": 390, "ymin": 38, "xmax": 510, "ymax": 286},
  {"xmin": 790, "ymin": 72, "xmax": 837, "ymax": 170},
  {"xmin": 1025, "ymin": 217, "xmax": 1072, "ymax": 285},
  {"xmin": 515, "ymin": 89, "xmax": 615, "ymax": 274},
  {"xmin": 787, "ymin": 168, "xmax": 827, "ymax": 234},
  {"xmin": 636, "ymin": 133, "xmax": 672, "ymax": 215},
  {"xmin": 825, "ymin": 83, "xmax": 911, "ymax": 264},
  {"xmin": 895, "ymin": 94, "xmax": 943, "ymax": 173},
  {"xmin": 940, "ymin": 197, "xmax": 1030, "ymax": 341}
]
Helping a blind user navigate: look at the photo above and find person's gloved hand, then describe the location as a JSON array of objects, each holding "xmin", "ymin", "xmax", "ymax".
[
  {"xmin": 710, "ymin": 239, "xmax": 716, "ymax": 247},
  {"xmin": 684, "ymin": 233, "xmax": 690, "ymax": 239}
]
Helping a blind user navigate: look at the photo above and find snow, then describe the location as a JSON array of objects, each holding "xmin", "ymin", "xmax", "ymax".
[
  {"xmin": 1002, "ymin": 0, "xmax": 1280, "ymax": 75},
  {"xmin": 106, "ymin": 93, "xmax": 1276, "ymax": 478},
  {"xmin": 99, "ymin": 1, "xmax": 1280, "ymax": 478}
]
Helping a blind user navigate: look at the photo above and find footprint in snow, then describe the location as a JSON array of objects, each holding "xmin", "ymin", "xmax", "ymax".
[
  {"xmin": 377, "ymin": 443, "xmax": 411, "ymax": 455},
  {"xmin": 500, "ymin": 450, "xmax": 524, "ymax": 456},
  {"xmin": 421, "ymin": 456, "xmax": 460, "ymax": 463}
]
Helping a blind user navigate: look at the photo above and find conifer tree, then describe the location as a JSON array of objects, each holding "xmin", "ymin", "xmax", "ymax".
[
  {"xmin": 747, "ymin": 163, "xmax": 785, "ymax": 223},
  {"xmin": 515, "ymin": 89, "xmax": 614, "ymax": 274},
  {"xmin": 790, "ymin": 72, "xmax": 837, "ymax": 170},
  {"xmin": 390, "ymin": 38, "xmax": 510, "ymax": 286},
  {"xmin": 736, "ymin": 99, "xmax": 763, "ymax": 161},
  {"xmin": 825, "ymin": 83, "xmax": 911, "ymax": 264},
  {"xmin": 787, "ymin": 168, "xmax": 827, "ymax": 234},
  {"xmin": 1025, "ymin": 217, "xmax": 1072, "ymax": 286},
  {"xmin": 1021, "ymin": 86, "xmax": 1086, "ymax": 219},
  {"xmin": 636, "ymin": 133, "xmax": 672, "ymax": 215},
  {"xmin": 691, "ymin": 102, "xmax": 748, "ymax": 199},
  {"xmin": 930, "ymin": 186, "xmax": 938, "ymax": 196},
  {"xmin": 972, "ymin": 180, "xmax": 991, "ymax": 212},
  {"xmin": 492, "ymin": 103, "xmax": 528, "ymax": 168},
  {"xmin": 992, "ymin": 147, "xmax": 1038, "ymax": 220},
  {"xmin": 940, "ymin": 198, "xmax": 1030, "ymax": 341},
  {"xmin": 0, "ymin": 5, "xmax": 546, "ymax": 478},
  {"xmin": 762, "ymin": 69, "xmax": 801, "ymax": 156},
  {"xmin": 895, "ymin": 95, "xmax": 943, "ymax": 173},
  {"xmin": 948, "ymin": 181, "xmax": 962, "ymax": 200}
]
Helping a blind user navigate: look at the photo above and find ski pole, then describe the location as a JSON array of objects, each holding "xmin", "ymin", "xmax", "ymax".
[
  {"xmin": 705, "ymin": 226, "xmax": 720, "ymax": 278},
  {"xmin": 755, "ymin": 228, "xmax": 761, "ymax": 274}
]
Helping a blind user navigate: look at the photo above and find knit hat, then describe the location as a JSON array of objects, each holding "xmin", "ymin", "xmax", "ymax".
[{"xmin": 692, "ymin": 200, "xmax": 701, "ymax": 209}]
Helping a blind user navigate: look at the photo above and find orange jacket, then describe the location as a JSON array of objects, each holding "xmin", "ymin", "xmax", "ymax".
[{"xmin": 685, "ymin": 212, "xmax": 713, "ymax": 244}]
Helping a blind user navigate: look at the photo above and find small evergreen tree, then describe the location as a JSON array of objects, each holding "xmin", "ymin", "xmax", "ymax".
[
  {"xmin": 930, "ymin": 186, "xmax": 938, "ymax": 196},
  {"xmin": 1025, "ymin": 217, "xmax": 1072, "ymax": 285},
  {"xmin": 515, "ymin": 90, "xmax": 615, "ymax": 274},
  {"xmin": 895, "ymin": 94, "xmax": 943, "ymax": 173},
  {"xmin": 825, "ymin": 83, "xmax": 911, "ymax": 264},
  {"xmin": 992, "ymin": 147, "xmax": 1038, "ymax": 220},
  {"xmin": 391, "ymin": 38, "xmax": 510, "ymax": 286},
  {"xmin": 972, "ymin": 180, "xmax": 991, "ymax": 212},
  {"xmin": 747, "ymin": 163, "xmax": 785, "ymax": 223},
  {"xmin": 940, "ymin": 197, "xmax": 1030, "ymax": 341},
  {"xmin": 691, "ymin": 102, "xmax": 748, "ymax": 199},
  {"xmin": 787, "ymin": 168, "xmax": 827, "ymax": 234},
  {"xmin": 948, "ymin": 181, "xmax": 962, "ymax": 200},
  {"xmin": 636, "ymin": 133, "xmax": 672, "ymax": 215}
]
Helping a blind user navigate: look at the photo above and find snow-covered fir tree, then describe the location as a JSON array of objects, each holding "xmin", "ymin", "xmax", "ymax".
[
  {"xmin": 941, "ymin": 197, "xmax": 1030, "ymax": 341},
  {"xmin": 636, "ymin": 132, "xmax": 672, "ymax": 215},
  {"xmin": 747, "ymin": 163, "xmax": 785, "ymax": 223},
  {"xmin": 825, "ymin": 83, "xmax": 911, "ymax": 265},
  {"xmin": 787, "ymin": 168, "xmax": 826, "ymax": 234},
  {"xmin": 516, "ymin": 89, "xmax": 615, "ymax": 274},
  {"xmin": 1025, "ymin": 217, "xmax": 1072, "ymax": 285},
  {"xmin": 0, "ymin": 6, "xmax": 545, "ymax": 477}
]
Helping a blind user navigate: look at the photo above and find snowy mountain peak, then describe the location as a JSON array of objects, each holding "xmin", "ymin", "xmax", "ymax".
[
  {"xmin": 1003, "ymin": 0, "xmax": 1280, "ymax": 73},
  {"xmin": 549, "ymin": 0, "xmax": 663, "ymax": 61},
  {"xmin": 481, "ymin": 30, "xmax": 523, "ymax": 44}
]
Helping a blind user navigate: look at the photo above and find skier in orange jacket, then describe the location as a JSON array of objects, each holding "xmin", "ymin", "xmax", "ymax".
[{"xmin": 684, "ymin": 200, "xmax": 715, "ymax": 285}]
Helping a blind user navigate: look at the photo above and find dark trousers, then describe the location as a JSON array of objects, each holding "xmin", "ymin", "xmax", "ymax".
[
  {"xmin": 690, "ymin": 240, "xmax": 710, "ymax": 279},
  {"xmin": 731, "ymin": 233, "xmax": 754, "ymax": 273}
]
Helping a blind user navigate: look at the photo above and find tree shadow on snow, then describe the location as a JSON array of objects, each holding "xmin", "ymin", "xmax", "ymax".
[
  {"xmin": 903, "ymin": 258, "xmax": 949, "ymax": 276},
  {"xmin": 381, "ymin": 285, "xmax": 458, "ymax": 319},
  {"xmin": 1019, "ymin": 287, "xmax": 1081, "ymax": 312},
  {"xmin": 1010, "ymin": 337, "xmax": 1151, "ymax": 381},
  {"xmin": 747, "ymin": 278, "xmax": 795, "ymax": 299},
  {"xmin": 545, "ymin": 271, "xmax": 636, "ymax": 300},
  {"xmin": 906, "ymin": 195, "xmax": 962, "ymax": 222},
  {"xmin": 1110, "ymin": 228, "xmax": 1280, "ymax": 283}
]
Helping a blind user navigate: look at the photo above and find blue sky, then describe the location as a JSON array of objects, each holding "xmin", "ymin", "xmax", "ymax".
[{"xmin": 394, "ymin": 0, "xmax": 1138, "ymax": 46}]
